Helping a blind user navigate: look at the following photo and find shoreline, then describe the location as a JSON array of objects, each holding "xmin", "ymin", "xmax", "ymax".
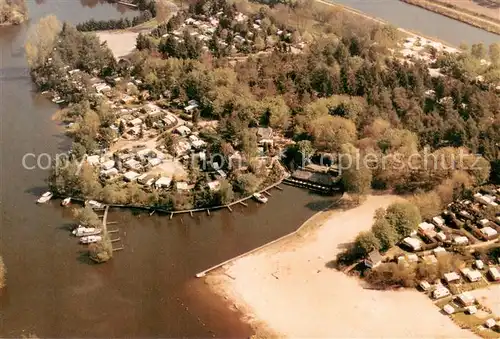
[
  {"xmin": 317, "ymin": 0, "xmax": 458, "ymax": 48},
  {"xmin": 399, "ymin": 0, "xmax": 500, "ymax": 36},
  {"xmin": 205, "ymin": 194, "xmax": 476, "ymax": 338}
]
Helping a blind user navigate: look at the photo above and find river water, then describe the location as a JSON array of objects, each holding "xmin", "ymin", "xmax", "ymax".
[
  {"xmin": 331, "ymin": 0, "xmax": 500, "ymax": 46},
  {"xmin": 1, "ymin": 0, "xmax": 499, "ymax": 337}
]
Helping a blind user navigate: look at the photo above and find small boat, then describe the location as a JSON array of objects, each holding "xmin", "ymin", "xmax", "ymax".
[
  {"xmin": 51, "ymin": 95, "xmax": 65, "ymax": 104},
  {"xmin": 252, "ymin": 192, "xmax": 268, "ymax": 204},
  {"xmin": 37, "ymin": 191, "xmax": 53, "ymax": 204},
  {"xmin": 72, "ymin": 226, "xmax": 102, "ymax": 237},
  {"xmin": 61, "ymin": 197, "xmax": 71, "ymax": 206},
  {"xmin": 85, "ymin": 200, "xmax": 105, "ymax": 209},
  {"xmin": 80, "ymin": 235, "xmax": 102, "ymax": 244}
]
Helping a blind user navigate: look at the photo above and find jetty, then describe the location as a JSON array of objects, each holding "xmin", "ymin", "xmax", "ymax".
[
  {"xmin": 67, "ymin": 176, "xmax": 288, "ymax": 219},
  {"xmin": 195, "ymin": 193, "xmax": 344, "ymax": 278}
]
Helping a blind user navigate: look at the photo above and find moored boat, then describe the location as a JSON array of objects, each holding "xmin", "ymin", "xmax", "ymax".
[
  {"xmin": 85, "ymin": 200, "xmax": 105, "ymax": 209},
  {"xmin": 72, "ymin": 226, "xmax": 102, "ymax": 237},
  {"xmin": 61, "ymin": 197, "xmax": 71, "ymax": 206},
  {"xmin": 80, "ymin": 235, "xmax": 102, "ymax": 244},
  {"xmin": 252, "ymin": 192, "xmax": 268, "ymax": 204},
  {"xmin": 36, "ymin": 191, "xmax": 53, "ymax": 204}
]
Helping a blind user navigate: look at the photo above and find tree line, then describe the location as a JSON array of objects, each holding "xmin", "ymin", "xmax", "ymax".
[
  {"xmin": 76, "ymin": 11, "xmax": 152, "ymax": 31},
  {"xmin": 76, "ymin": 0, "xmax": 157, "ymax": 31}
]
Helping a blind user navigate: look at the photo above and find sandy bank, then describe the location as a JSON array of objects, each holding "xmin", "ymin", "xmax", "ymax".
[
  {"xmin": 96, "ymin": 31, "xmax": 139, "ymax": 59},
  {"xmin": 207, "ymin": 194, "xmax": 476, "ymax": 338}
]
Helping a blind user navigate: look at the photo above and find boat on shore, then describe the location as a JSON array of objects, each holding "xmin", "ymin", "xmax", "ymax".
[
  {"xmin": 253, "ymin": 192, "xmax": 268, "ymax": 204},
  {"xmin": 37, "ymin": 191, "xmax": 53, "ymax": 204},
  {"xmin": 80, "ymin": 235, "xmax": 102, "ymax": 244},
  {"xmin": 72, "ymin": 226, "xmax": 102, "ymax": 237},
  {"xmin": 85, "ymin": 200, "xmax": 106, "ymax": 209},
  {"xmin": 51, "ymin": 95, "xmax": 65, "ymax": 104},
  {"xmin": 61, "ymin": 197, "xmax": 71, "ymax": 206}
]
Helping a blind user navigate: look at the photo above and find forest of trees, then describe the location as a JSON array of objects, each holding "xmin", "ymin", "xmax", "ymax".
[
  {"xmin": 0, "ymin": 0, "xmax": 27, "ymax": 25},
  {"xmin": 25, "ymin": 0, "xmax": 499, "ymax": 211}
]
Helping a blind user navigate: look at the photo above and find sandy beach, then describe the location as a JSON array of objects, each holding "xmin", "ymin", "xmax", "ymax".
[
  {"xmin": 207, "ymin": 195, "xmax": 476, "ymax": 338},
  {"xmin": 96, "ymin": 31, "xmax": 139, "ymax": 59}
]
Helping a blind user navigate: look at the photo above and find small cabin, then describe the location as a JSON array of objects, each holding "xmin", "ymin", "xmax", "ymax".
[{"xmin": 363, "ymin": 250, "xmax": 382, "ymax": 269}]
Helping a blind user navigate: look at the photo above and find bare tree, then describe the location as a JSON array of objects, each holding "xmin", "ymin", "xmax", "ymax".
[{"xmin": 25, "ymin": 15, "xmax": 61, "ymax": 68}]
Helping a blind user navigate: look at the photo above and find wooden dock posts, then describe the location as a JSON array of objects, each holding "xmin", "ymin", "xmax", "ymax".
[
  {"xmin": 110, "ymin": 238, "xmax": 121, "ymax": 243},
  {"xmin": 112, "ymin": 247, "xmax": 124, "ymax": 252},
  {"xmin": 108, "ymin": 229, "xmax": 119, "ymax": 234},
  {"xmin": 227, "ymin": 205, "xmax": 232, "ymax": 212},
  {"xmin": 239, "ymin": 201, "xmax": 248, "ymax": 207},
  {"xmin": 275, "ymin": 185, "xmax": 283, "ymax": 190},
  {"xmin": 263, "ymin": 190, "xmax": 271, "ymax": 196}
]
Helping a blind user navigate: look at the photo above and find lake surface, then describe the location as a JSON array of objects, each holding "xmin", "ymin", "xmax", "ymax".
[
  {"xmin": 331, "ymin": 0, "xmax": 500, "ymax": 46},
  {"xmin": 1, "ymin": 0, "xmax": 499, "ymax": 337},
  {"xmin": 0, "ymin": 1, "xmax": 334, "ymax": 337}
]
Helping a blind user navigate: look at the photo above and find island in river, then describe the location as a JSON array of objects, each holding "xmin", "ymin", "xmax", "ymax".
[{"xmin": 0, "ymin": 0, "xmax": 27, "ymax": 25}]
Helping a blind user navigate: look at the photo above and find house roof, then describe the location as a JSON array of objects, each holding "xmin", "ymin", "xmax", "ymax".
[
  {"xmin": 403, "ymin": 237, "xmax": 422, "ymax": 250},
  {"xmin": 481, "ymin": 227, "xmax": 498, "ymax": 237},
  {"xmin": 444, "ymin": 272, "xmax": 460, "ymax": 282},
  {"xmin": 256, "ymin": 127, "xmax": 273, "ymax": 139},
  {"xmin": 366, "ymin": 250, "xmax": 382, "ymax": 265},
  {"xmin": 155, "ymin": 176, "xmax": 172, "ymax": 187},
  {"xmin": 123, "ymin": 171, "xmax": 140, "ymax": 181}
]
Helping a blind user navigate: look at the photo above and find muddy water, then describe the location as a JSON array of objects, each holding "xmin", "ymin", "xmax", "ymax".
[
  {"xmin": 0, "ymin": 2, "xmax": 334, "ymax": 337},
  {"xmin": 331, "ymin": 0, "xmax": 500, "ymax": 46}
]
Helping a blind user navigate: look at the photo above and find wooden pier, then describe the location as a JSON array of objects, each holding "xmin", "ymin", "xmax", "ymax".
[{"xmin": 62, "ymin": 175, "xmax": 289, "ymax": 220}]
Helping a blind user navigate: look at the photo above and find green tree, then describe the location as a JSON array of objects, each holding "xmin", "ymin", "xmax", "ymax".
[
  {"xmin": 261, "ymin": 96, "xmax": 290, "ymax": 129},
  {"xmin": 234, "ymin": 173, "xmax": 260, "ymax": 195},
  {"xmin": 216, "ymin": 179, "xmax": 234, "ymax": 205},
  {"xmin": 471, "ymin": 43, "xmax": 486, "ymax": 59},
  {"xmin": 239, "ymin": 129, "xmax": 259, "ymax": 160},
  {"xmin": 25, "ymin": 15, "xmax": 62, "ymax": 68},
  {"xmin": 340, "ymin": 143, "xmax": 372, "ymax": 195},
  {"xmin": 73, "ymin": 205, "xmax": 101, "ymax": 228},
  {"xmin": 385, "ymin": 202, "xmax": 421, "ymax": 238},
  {"xmin": 308, "ymin": 116, "xmax": 356, "ymax": 152},
  {"xmin": 372, "ymin": 217, "xmax": 397, "ymax": 251},
  {"xmin": 88, "ymin": 234, "xmax": 113, "ymax": 263},
  {"xmin": 353, "ymin": 231, "xmax": 379, "ymax": 257},
  {"xmin": 489, "ymin": 43, "xmax": 500, "ymax": 65}
]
